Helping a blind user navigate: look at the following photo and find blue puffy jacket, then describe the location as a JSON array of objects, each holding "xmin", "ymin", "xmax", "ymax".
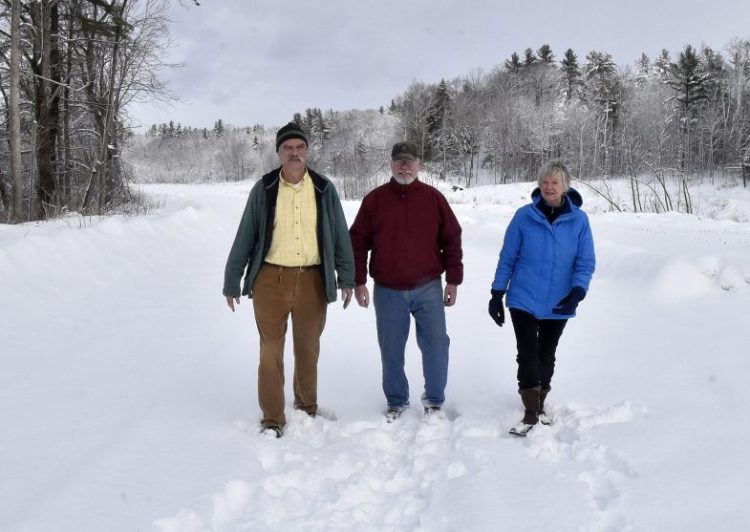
[{"xmin": 491, "ymin": 188, "xmax": 595, "ymax": 319}]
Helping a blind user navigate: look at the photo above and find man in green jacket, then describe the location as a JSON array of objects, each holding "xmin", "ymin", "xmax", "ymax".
[{"xmin": 223, "ymin": 123, "xmax": 354, "ymax": 438}]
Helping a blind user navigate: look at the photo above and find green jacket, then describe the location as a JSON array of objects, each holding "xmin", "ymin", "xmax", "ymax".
[{"xmin": 223, "ymin": 167, "xmax": 355, "ymax": 303}]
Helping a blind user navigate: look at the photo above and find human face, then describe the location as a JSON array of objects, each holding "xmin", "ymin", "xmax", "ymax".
[
  {"xmin": 390, "ymin": 156, "xmax": 419, "ymax": 184},
  {"xmin": 278, "ymin": 139, "xmax": 307, "ymax": 174},
  {"xmin": 540, "ymin": 172, "xmax": 566, "ymax": 207}
]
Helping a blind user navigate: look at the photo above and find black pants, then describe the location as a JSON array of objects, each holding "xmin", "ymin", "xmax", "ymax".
[{"xmin": 509, "ymin": 308, "xmax": 567, "ymax": 390}]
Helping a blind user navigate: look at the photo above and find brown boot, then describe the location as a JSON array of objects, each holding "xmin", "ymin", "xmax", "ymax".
[
  {"xmin": 539, "ymin": 386, "xmax": 552, "ymax": 425},
  {"xmin": 519, "ymin": 387, "xmax": 541, "ymax": 425}
]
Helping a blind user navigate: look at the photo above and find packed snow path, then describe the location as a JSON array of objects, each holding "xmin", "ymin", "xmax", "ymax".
[
  {"xmin": 1, "ymin": 181, "xmax": 749, "ymax": 531},
  {"xmin": 153, "ymin": 401, "xmax": 640, "ymax": 532}
]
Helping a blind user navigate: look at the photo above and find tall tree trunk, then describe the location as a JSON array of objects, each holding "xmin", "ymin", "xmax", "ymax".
[
  {"xmin": 80, "ymin": 27, "xmax": 101, "ymax": 212},
  {"xmin": 49, "ymin": 2, "xmax": 62, "ymax": 206},
  {"xmin": 31, "ymin": 0, "xmax": 59, "ymax": 219},
  {"xmin": 99, "ymin": 0, "xmax": 128, "ymax": 210},
  {"xmin": 62, "ymin": 4, "xmax": 74, "ymax": 207},
  {"xmin": 10, "ymin": 0, "xmax": 24, "ymax": 222}
]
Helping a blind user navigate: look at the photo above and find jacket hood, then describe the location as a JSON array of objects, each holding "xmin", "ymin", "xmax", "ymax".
[{"xmin": 531, "ymin": 186, "xmax": 583, "ymax": 207}]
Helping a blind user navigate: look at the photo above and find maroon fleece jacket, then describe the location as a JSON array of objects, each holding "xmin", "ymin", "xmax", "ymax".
[{"xmin": 349, "ymin": 178, "xmax": 463, "ymax": 290}]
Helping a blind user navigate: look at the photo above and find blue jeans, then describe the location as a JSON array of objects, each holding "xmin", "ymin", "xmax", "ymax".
[{"xmin": 373, "ymin": 279, "xmax": 450, "ymax": 410}]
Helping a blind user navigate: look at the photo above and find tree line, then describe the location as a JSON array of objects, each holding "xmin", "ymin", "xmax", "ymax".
[
  {"xmin": 3, "ymin": 6, "xmax": 749, "ymax": 223},
  {"xmin": 391, "ymin": 42, "xmax": 750, "ymax": 189},
  {"xmin": 130, "ymin": 121, "xmax": 276, "ymax": 184},
  {"xmin": 129, "ymin": 108, "xmax": 397, "ymax": 199},
  {"xmin": 130, "ymin": 38, "xmax": 750, "ymax": 205}
]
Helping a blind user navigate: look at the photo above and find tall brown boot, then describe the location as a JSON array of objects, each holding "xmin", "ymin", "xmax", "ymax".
[
  {"xmin": 519, "ymin": 387, "xmax": 541, "ymax": 425},
  {"xmin": 539, "ymin": 386, "xmax": 552, "ymax": 425}
]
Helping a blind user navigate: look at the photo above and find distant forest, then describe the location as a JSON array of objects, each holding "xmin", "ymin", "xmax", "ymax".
[
  {"xmin": 1, "ymin": 0, "xmax": 749, "ymax": 222},
  {"xmin": 130, "ymin": 41, "xmax": 750, "ymax": 200}
]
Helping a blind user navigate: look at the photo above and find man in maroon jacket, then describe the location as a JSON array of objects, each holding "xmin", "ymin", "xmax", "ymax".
[{"xmin": 349, "ymin": 142, "xmax": 463, "ymax": 421}]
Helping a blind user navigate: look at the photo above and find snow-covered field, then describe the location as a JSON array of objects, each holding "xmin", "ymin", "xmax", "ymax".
[{"xmin": 1, "ymin": 178, "xmax": 749, "ymax": 531}]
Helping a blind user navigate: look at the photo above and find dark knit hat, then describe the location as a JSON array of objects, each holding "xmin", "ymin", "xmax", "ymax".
[
  {"xmin": 276, "ymin": 122, "xmax": 308, "ymax": 151},
  {"xmin": 391, "ymin": 141, "xmax": 419, "ymax": 161}
]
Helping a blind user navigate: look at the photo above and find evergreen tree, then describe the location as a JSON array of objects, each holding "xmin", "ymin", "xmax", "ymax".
[
  {"xmin": 635, "ymin": 53, "xmax": 650, "ymax": 74},
  {"xmin": 670, "ymin": 45, "xmax": 708, "ymax": 126},
  {"xmin": 310, "ymin": 108, "xmax": 329, "ymax": 147},
  {"xmin": 634, "ymin": 53, "xmax": 651, "ymax": 86},
  {"xmin": 670, "ymin": 45, "xmax": 708, "ymax": 170},
  {"xmin": 505, "ymin": 52, "xmax": 522, "ymax": 73},
  {"xmin": 304, "ymin": 108, "xmax": 316, "ymax": 134},
  {"xmin": 213, "ymin": 119, "xmax": 225, "ymax": 138},
  {"xmin": 537, "ymin": 44, "xmax": 555, "ymax": 63},
  {"xmin": 426, "ymin": 79, "xmax": 453, "ymax": 167},
  {"xmin": 523, "ymin": 48, "xmax": 538, "ymax": 66},
  {"xmin": 427, "ymin": 80, "xmax": 451, "ymax": 135},
  {"xmin": 585, "ymin": 51, "xmax": 621, "ymax": 173},
  {"xmin": 560, "ymin": 48, "xmax": 583, "ymax": 101},
  {"xmin": 653, "ymin": 49, "xmax": 672, "ymax": 81}
]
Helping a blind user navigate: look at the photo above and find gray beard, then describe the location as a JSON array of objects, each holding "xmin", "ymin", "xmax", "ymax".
[{"xmin": 393, "ymin": 175, "xmax": 416, "ymax": 185}]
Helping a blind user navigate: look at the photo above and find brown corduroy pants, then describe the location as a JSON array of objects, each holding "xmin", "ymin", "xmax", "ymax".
[{"xmin": 252, "ymin": 264, "xmax": 327, "ymax": 429}]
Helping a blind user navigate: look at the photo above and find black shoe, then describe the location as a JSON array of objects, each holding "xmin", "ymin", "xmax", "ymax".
[
  {"xmin": 424, "ymin": 406, "xmax": 447, "ymax": 421},
  {"xmin": 385, "ymin": 408, "xmax": 403, "ymax": 423},
  {"xmin": 260, "ymin": 426, "xmax": 283, "ymax": 438}
]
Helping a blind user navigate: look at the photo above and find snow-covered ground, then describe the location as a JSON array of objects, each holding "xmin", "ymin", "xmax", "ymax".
[{"xmin": 1, "ymin": 178, "xmax": 749, "ymax": 531}]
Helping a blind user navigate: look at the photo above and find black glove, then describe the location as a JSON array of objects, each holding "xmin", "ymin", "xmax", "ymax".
[
  {"xmin": 552, "ymin": 286, "xmax": 586, "ymax": 315},
  {"xmin": 488, "ymin": 289, "xmax": 506, "ymax": 326}
]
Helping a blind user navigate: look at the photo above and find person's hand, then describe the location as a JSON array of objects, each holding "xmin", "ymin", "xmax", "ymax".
[
  {"xmin": 444, "ymin": 284, "xmax": 458, "ymax": 306},
  {"xmin": 552, "ymin": 286, "xmax": 586, "ymax": 315},
  {"xmin": 355, "ymin": 285, "xmax": 370, "ymax": 308},
  {"xmin": 341, "ymin": 288, "xmax": 353, "ymax": 309},
  {"xmin": 488, "ymin": 289, "xmax": 505, "ymax": 326},
  {"xmin": 226, "ymin": 296, "xmax": 240, "ymax": 312}
]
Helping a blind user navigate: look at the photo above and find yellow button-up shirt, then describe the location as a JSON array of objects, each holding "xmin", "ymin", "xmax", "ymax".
[{"xmin": 265, "ymin": 171, "xmax": 320, "ymax": 267}]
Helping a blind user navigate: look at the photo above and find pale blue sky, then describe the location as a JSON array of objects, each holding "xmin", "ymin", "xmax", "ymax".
[{"xmin": 129, "ymin": 0, "xmax": 750, "ymax": 131}]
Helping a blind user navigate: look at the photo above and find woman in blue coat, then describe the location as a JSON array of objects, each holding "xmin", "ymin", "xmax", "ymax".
[{"xmin": 488, "ymin": 161, "xmax": 595, "ymax": 435}]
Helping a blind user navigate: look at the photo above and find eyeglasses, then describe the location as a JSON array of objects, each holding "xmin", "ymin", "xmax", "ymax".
[{"xmin": 392, "ymin": 157, "xmax": 418, "ymax": 165}]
